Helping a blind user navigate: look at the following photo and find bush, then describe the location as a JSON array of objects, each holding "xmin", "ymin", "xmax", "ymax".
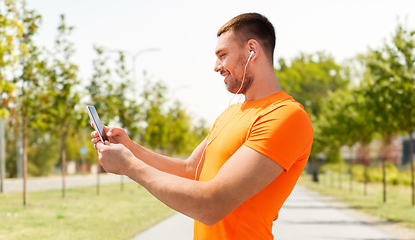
[
  {"xmin": 351, "ymin": 164, "xmax": 365, "ymax": 182},
  {"xmin": 348, "ymin": 163, "xmax": 407, "ymax": 185},
  {"xmin": 397, "ymin": 170, "xmax": 412, "ymax": 186},
  {"xmin": 319, "ymin": 162, "xmax": 348, "ymax": 174}
]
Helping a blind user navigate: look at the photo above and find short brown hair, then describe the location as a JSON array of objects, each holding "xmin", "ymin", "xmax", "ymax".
[{"xmin": 217, "ymin": 13, "xmax": 276, "ymax": 63}]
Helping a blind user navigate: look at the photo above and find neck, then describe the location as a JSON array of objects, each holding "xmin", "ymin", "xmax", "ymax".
[{"xmin": 244, "ymin": 65, "xmax": 283, "ymax": 101}]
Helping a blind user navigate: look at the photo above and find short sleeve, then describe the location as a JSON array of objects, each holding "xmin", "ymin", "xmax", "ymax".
[{"xmin": 244, "ymin": 103, "xmax": 314, "ymax": 171}]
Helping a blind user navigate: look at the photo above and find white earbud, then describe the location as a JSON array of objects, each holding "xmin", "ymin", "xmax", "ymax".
[{"xmin": 248, "ymin": 51, "xmax": 254, "ymax": 62}]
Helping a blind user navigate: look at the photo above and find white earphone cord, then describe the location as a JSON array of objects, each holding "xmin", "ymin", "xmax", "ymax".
[{"xmin": 194, "ymin": 52, "xmax": 253, "ymax": 180}]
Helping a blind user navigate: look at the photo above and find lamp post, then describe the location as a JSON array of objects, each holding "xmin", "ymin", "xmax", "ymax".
[{"xmin": 131, "ymin": 48, "xmax": 159, "ymax": 83}]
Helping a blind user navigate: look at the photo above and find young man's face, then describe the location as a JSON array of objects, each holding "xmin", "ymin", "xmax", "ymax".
[{"xmin": 214, "ymin": 31, "xmax": 253, "ymax": 94}]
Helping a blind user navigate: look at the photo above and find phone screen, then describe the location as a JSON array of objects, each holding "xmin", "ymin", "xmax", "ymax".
[{"xmin": 86, "ymin": 106, "xmax": 109, "ymax": 142}]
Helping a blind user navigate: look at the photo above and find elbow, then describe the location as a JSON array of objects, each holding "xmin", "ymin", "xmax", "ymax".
[
  {"xmin": 198, "ymin": 211, "xmax": 225, "ymax": 226},
  {"xmin": 191, "ymin": 180, "xmax": 236, "ymax": 226},
  {"xmin": 196, "ymin": 194, "xmax": 231, "ymax": 226}
]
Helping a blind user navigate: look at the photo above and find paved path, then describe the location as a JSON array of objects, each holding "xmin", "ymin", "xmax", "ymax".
[
  {"xmin": 131, "ymin": 185, "xmax": 415, "ymax": 240},
  {"xmin": 1, "ymin": 173, "xmax": 131, "ymax": 193}
]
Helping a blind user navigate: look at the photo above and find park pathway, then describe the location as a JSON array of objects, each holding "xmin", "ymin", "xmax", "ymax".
[
  {"xmin": 131, "ymin": 185, "xmax": 415, "ymax": 240},
  {"xmin": 3, "ymin": 175, "xmax": 414, "ymax": 239}
]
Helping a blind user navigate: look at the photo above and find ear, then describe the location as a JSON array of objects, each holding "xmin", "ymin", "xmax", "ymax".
[{"xmin": 247, "ymin": 39, "xmax": 260, "ymax": 61}]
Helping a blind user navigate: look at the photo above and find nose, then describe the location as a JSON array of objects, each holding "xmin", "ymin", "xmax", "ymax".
[{"xmin": 214, "ymin": 58, "xmax": 223, "ymax": 73}]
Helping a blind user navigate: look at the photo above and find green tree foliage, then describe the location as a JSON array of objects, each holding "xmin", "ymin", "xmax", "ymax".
[
  {"xmin": 165, "ymin": 100, "xmax": 193, "ymax": 156},
  {"xmin": 360, "ymin": 20, "xmax": 415, "ymax": 204},
  {"xmin": 276, "ymin": 52, "xmax": 349, "ymax": 119},
  {"xmin": 276, "ymin": 52, "xmax": 349, "ymax": 182},
  {"xmin": 64, "ymin": 127, "xmax": 98, "ymax": 166},
  {"xmin": 0, "ymin": 0, "xmax": 20, "ymax": 118},
  {"xmin": 43, "ymin": 14, "xmax": 82, "ymax": 198},
  {"xmin": 12, "ymin": 1, "xmax": 48, "ymax": 205},
  {"xmin": 276, "ymin": 52, "xmax": 349, "ymax": 157},
  {"xmin": 140, "ymin": 78, "xmax": 168, "ymax": 152},
  {"xmin": 112, "ymin": 51, "xmax": 142, "ymax": 140},
  {"xmin": 26, "ymin": 130, "xmax": 60, "ymax": 176}
]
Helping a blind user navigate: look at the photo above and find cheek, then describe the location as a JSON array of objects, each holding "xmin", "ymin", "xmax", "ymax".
[{"xmin": 222, "ymin": 61, "xmax": 233, "ymax": 73}]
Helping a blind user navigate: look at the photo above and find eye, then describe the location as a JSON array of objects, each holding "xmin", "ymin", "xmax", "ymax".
[{"xmin": 219, "ymin": 53, "xmax": 226, "ymax": 59}]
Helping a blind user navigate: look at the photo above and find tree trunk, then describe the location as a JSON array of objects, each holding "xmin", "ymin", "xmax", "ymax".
[
  {"xmin": 339, "ymin": 162, "xmax": 342, "ymax": 189},
  {"xmin": 409, "ymin": 131, "xmax": 414, "ymax": 206},
  {"xmin": 349, "ymin": 146, "xmax": 353, "ymax": 193},
  {"xmin": 382, "ymin": 156, "xmax": 386, "ymax": 203},
  {"xmin": 364, "ymin": 163, "xmax": 368, "ymax": 196},
  {"xmin": 22, "ymin": 116, "xmax": 27, "ymax": 206},
  {"xmin": 61, "ymin": 130, "xmax": 67, "ymax": 198},
  {"xmin": 381, "ymin": 134, "xmax": 391, "ymax": 203}
]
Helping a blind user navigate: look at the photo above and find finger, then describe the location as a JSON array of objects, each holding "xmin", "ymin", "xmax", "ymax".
[
  {"xmin": 106, "ymin": 127, "xmax": 125, "ymax": 137},
  {"xmin": 91, "ymin": 131, "xmax": 99, "ymax": 138},
  {"xmin": 105, "ymin": 127, "xmax": 116, "ymax": 137},
  {"xmin": 95, "ymin": 141, "xmax": 106, "ymax": 152},
  {"xmin": 91, "ymin": 137, "xmax": 101, "ymax": 144}
]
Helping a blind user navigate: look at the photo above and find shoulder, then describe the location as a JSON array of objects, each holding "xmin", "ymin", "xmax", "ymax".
[{"xmin": 258, "ymin": 94, "xmax": 312, "ymax": 129}]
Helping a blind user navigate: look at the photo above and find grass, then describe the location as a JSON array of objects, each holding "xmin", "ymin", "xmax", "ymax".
[
  {"xmin": 0, "ymin": 182, "xmax": 175, "ymax": 240},
  {"xmin": 299, "ymin": 173, "xmax": 415, "ymax": 230}
]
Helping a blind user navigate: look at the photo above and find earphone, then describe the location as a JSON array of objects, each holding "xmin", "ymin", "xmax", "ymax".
[
  {"xmin": 194, "ymin": 50, "xmax": 255, "ymax": 180},
  {"xmin": 234, "ymin": 50, "xmax": 254, "ymax": 95}
]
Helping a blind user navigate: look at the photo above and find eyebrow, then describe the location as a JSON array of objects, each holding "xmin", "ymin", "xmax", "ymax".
[{"xmin": 215, "ymin": 48, "xmax": 225, "ymax": 56}]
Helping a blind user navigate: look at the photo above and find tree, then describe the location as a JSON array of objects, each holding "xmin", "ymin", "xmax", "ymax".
[
  {"xmin": 362, "ymin": 20, "xmax": 415, "ymax": 204},
  {"xmin": 165, "ymin": 100, "xmax": 193, "ymax": 156},
  {"xmin": 392, "ymin": 21, "xmax": 415, "ymax": 206},
  {"xmin": 318, "ymin": 89, "xmax": 356, "ymax": 189},
  {"xmin": 12, "ymin": 1, "xmax": 48, "ymax": 206},
  {"xmin": 0, "ymin": 0, "xmax": 21, "ymax": 192},
  {"xmin": 140, "ymin": 78, "xmax": 168, "ymax": 152},
  {"xmin": 44, "ymin": 14, "xmax": 82, "ymax": 198},
  {"xmin": 276, "ymin": 52, "xmax": 348, "ymax": 118}
]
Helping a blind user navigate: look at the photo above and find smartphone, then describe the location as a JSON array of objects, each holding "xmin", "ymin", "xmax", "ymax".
[{"xmin": 86, "ymin": 105, "xmax": 109, "ymax": 143}]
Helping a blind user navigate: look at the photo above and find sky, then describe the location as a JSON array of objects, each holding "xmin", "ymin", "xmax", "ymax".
[{"xmin": 27, "ymin": 0, "xmax": 415, "ymax": 126}]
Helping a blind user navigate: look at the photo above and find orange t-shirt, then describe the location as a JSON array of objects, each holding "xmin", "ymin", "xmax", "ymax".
[{"xmin": 194, "ymin": 92, "xmax": 314, "ymax": 240}]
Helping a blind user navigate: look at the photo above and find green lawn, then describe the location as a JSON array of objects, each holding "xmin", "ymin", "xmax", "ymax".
[
  {"xmin": 0, "ymin": 182, "xmax": 174, "ymax": 240},
  {"xmin": 299, "ymin": 173, "xmax": 415, "ymax": 230}
]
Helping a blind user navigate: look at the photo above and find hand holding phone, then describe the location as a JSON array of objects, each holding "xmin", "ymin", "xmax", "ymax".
[{"xmin": 86, "ymin": 106, "xmax": 109, "ymax": 143}]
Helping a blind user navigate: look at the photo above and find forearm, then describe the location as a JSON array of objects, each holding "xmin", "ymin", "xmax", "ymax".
[
  {"xmin": 127, "ymin": 161, "xmax": 226, "ymax": 226},
  {"xmin": 126, "ymin": 140, "xmax": 194, "ymax": 179}
]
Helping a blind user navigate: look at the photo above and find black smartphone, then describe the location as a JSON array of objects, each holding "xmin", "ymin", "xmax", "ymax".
[{"xmin": 86, "ymin": 105, "xmax": 109, "ymax": 142}]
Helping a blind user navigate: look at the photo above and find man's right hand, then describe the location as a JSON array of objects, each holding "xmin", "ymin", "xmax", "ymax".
[{"xmin": 91, "ymin": 125, "xmax": 132, "ymax": 149}]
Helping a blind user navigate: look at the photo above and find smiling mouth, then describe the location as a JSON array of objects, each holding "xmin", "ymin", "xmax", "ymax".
[{"xmin": 221, "ymin": 70, "xmax": 230, "ymax": 83}]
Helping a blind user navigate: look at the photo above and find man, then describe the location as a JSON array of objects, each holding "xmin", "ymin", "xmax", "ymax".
[{"xmin": 92, "ymin": 13, "xmax": 313, "ymax": 240}]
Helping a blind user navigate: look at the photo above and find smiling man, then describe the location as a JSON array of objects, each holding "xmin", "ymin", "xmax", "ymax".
[{"xmin": 92, "ymin": 13, "xmax": 313, "ymax": 240}]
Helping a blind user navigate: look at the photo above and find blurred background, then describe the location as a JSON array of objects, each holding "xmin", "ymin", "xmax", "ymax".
[
  {"xmin": 1, "ymin": 0, "xmax": 415, "ymax": 213},
  {"xmin": 1, "ymin": 0, "xmax": 415, "ymax": 239}
]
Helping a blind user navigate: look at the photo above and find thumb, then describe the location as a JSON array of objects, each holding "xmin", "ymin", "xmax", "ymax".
[{"xmin": 96, "ymin": 141, "xmax": 108, "ymax": 152}]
